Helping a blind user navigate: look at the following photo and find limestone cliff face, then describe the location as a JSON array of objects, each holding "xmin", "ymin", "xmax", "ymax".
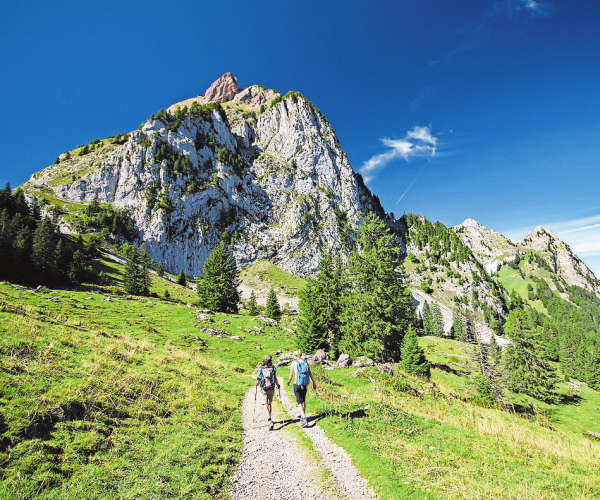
[
  {"xmin": 453, "ymin": 218, "xmax": 517, "ymax": 275},
  {"xmin": 25, "ymin": 75, "xmax": 391, "ymax": 277}
]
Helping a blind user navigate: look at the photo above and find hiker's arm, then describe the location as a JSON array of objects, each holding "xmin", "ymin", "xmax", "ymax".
[
  {"xmin": 310, "ymin": 370, "xmax": 317, "ymax": 390},
  {"xmin": 287, "ymin": 364, "xmax": 294, "ymax": 385}
]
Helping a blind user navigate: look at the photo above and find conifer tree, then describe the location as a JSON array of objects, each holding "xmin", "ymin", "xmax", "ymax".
[
  {"xmin": 452, "ymin": 309, "xmax": 466, "ymax": 342},
  {"xmin": 248, "ymin": 290, "xmax": 258, "ymax": 316},
  {"xmin": 338, "ymin": 213, "xmax": 415, "ymax": 361},
  {"xmin": 422, "ymin": 301, "xmax": 434, "ymax": 335},
  {"xmin": 502, "ymin": 309, "xmax": 559, "ymax": 402},
  {"xmin": 156, "ymin": 261, "xmax": 164, "ymax": 277},
  {"xmin": 123, "ymin": 245, "xmax": 150, "ymax": 296},
  {"xmin": 296, "ymin": 253, "xmax": 343, "ymax": 355},
  {"xmin": 265, "ymin": 288, "xmax": 281, "ymax": 320},
  {"xmin": 398, "ymin": 326, "xmax": 430, "ymax": 377},
  {"xmin": 431, "ymin": 302, "xmax": 445, "ymax": 337},
  {"xmin": 196, "ymin": 241, "xmax": 240, "ymax": 313},
  {"xmin": 177, "ymin": 268, "xmax": 187, "ymax": 286},
  {"xmin": 32, "ymin": 217, "xmax": 57, "ymax": 282}
]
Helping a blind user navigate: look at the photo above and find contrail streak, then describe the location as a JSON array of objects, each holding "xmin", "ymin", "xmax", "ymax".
[{"xmin": 395, "ymin": 164, "xmax": 426, "ymax": 205}]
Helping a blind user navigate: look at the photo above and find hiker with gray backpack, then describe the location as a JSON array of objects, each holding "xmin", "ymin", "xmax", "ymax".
[
  {"xmin": 256, "ymin": 354, "xmax": 280, "ymax": 430},
  {"xmin": 287, "ymin": 350, "xmax": 317, "ymax": 427}
]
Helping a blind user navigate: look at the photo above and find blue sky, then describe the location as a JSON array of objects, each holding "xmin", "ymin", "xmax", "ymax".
[{"xmin": 1, "ymin": 0, "xmax": 599, "ymax": 273}]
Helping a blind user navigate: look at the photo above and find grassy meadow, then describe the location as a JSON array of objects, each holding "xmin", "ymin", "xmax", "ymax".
[{"xmin": 1, "ymin": 255, "xmax": 599, "ymax": 499}]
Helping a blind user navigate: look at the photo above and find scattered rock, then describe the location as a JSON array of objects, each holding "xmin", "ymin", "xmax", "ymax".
[
  {"xmin": 199, "ymin": 328, "xmax": 226, "ymax": 336},
  {"xmin": 312, "ymin": 349, "xmax": 329, "ymax": 364},
  {"xmin": 255, "ymin": 346, "xmax": 261, "ymax": 350},
  {"xmin": 337, "ymin": 354, "xmax": 353, "ymax": 367},
  {"xmin": 378, "ymin": 363, "xmax": 394, "ymax": 375},
  {"xmin": 275, "ymin": 349, "xmax": 282, "ymax": 355},
  {"xmin": 352, "ymin": 356, "xmax": 375, "ymax": 368},
  {"xmin": 281, "ymin": 327, "xmax": 295, "ymax": 333},
  {"xmin": 195, "ymin": 309, "xmax": 215, "ymax": 314},
  {"xmin": 230, "ymin": 335, "xmax": 241, "ymax": 340},
  {"xmin": 258, "ymin": 316, "xmax": 278, "ymax": 326},
  {"xmin": 222, "ymin": 319, "xmax": 231, "ymax": 325},
  {"xmin": 196, "ymin": 313, "xmax": 214, "ymax": 322},
  {"xmin": 84, "ymin": 296, "xmax": 93, "ymax": 300}
]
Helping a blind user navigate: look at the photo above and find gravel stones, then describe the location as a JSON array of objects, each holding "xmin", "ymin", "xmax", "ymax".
[{"xmin": 230, "ymin": 387, "xmax": 377, "ymax": 500}]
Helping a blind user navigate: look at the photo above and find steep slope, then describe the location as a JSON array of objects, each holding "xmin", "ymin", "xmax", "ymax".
[
  {"xmin": 24, "ymin": 74, "xmax": 391, "ymax": 277},
  {"xmin": 453, "ymin": 218, "xmax": 600, "ymax": 299},
  {"xmin": 518, "ymin": 225, "xmax": 600, "ymax": 295},
  {"xmin": 453, "ymin": 218, "xmax": 517, "ymax": 275}
]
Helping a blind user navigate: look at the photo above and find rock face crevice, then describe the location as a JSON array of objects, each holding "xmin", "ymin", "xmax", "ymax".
[{"xmin": 26, "ymin": 74, "xmax": 395, "ymax": 277}]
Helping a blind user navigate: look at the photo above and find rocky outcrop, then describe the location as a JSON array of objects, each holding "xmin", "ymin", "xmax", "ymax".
[
  {"xmin": 202, "ymin": 72, "xmax": 240, "ymax": 103},
  {"xmin": 25, "ymin": 75, "xmax": 394, "ymax": 278},
  {"xmin": 518, "ymin": 226, "xmax": 600, "ymax": 295},
  {"xmin": 453, "ymin": 218, "xmax": 517, "ymax": 275}
]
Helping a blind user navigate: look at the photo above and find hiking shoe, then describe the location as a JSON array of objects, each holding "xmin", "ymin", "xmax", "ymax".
[
  {"xmin": 300, "ymin": 418, "xmax": 307, "ymax": 428},
  {"xmin": 269, "ymin": 420, "xmax": 274, "ymax": 430}
]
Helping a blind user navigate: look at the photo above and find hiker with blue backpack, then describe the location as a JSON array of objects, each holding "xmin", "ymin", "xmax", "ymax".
[
  {"xmin": 256, "ymin": 354, "xmax": 280, "ymax": 430},
  {"xmin": 287, "ymin": 350, "xmax": 317, "ymax": 427}
]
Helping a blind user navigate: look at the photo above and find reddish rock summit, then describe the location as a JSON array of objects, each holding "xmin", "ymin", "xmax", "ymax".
[{"xmin": 203, "ymin": 72, "xmax": 240, "ymax": 103}]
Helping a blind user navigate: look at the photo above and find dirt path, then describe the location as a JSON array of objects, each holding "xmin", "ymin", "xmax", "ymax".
[{"xmin": 229, "ymin": 385, "xmax": 377, "ymax": 500}]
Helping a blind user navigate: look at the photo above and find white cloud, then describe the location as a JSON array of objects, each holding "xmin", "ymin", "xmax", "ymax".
[{"xmin": 360, "ymin": 125, "xmax": 437, "ymax": 180}]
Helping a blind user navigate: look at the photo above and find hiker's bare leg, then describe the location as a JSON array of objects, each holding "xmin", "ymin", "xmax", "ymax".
[
  {"xmin": 297, "ymin": 403, "xmax": 306, "ymax": 419},
  {"xmin": 264, "ymin": 401, "xmax": 272, "ymax": 419}
]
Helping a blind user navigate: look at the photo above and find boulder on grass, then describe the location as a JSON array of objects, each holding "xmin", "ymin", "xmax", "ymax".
[
  {"xmin": 337, "ymin": 354, "xmax": 353, "ymax": 367},
  {"xmin": 352, "ymin": 356, "xmax": 375, "ymax": 368}
]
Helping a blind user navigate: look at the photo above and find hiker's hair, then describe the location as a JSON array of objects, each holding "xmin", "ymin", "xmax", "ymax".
[
  {"xmin": 293, "ymin": 350, "xmax": 302, "ymax": 359},
  {"xmin": 262, "ymin": 354, "xmax": 272, "ymax": 366}
]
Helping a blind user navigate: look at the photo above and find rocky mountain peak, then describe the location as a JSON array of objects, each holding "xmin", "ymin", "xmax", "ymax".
[
  {"xmin": 203, "ymin": 72, "xmax": 240, "ymax": 103},
  {"xmin": 457, "ymin": 218, "xmax": 485, "ymax": 231},
  {"xmin": 521, "ymin": 225, "xmax": 558, "ymax": 246}
]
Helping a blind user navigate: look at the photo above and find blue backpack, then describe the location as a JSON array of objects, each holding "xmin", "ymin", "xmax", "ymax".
[{"xmin": 295, "ymin": 359, "xmax": 310, "ymax": 387}]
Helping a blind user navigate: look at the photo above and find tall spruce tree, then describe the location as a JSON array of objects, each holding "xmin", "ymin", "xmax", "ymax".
[
  {"xmin": 196, "ymin": 241, "xmax": 240, "ymax": 313},
  {"xmin": 248, "ymin": 290, "xmax": 258, "ymax": 316},
  {"xmin": 124, "ymin": 244, "xmax": 151, "ymax": 296},
  {"xmin": 296, "ymin": 253, "xmax": 343, "ymax": 355},
  {"xmin": 431, "ymin": 302, "xmax": 445, "ymax": 337},
  {"xmin": 502, "ymin": 309, "xmax": 559, "ymax": 402},
  {"xmin": 177, "ymin": 268, "xmax": 187, "ymax": 286},
  {"xmin": 265, "ymin": 288, "xmax": 281, "ymax": 320},
  {"xmin": 338, "ymin": 213, "xmax": 415, "ymax": 361},
  {"xmin": 398, "ymin": 326, "xmax": 430, "ymax": 377},
  {"xmin": 422, "ymin": 301, "xmax": 434, "ymax": 335}
]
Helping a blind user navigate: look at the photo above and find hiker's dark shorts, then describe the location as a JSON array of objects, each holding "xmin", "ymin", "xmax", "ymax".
[{"xmin": 293, "ymin": 384, "xmax": 307, "ymax": 405}]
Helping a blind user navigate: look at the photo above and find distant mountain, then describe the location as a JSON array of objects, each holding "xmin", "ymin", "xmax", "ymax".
[
  {"xmin": 20, "ymin": 73, "xmax": 600, "ymax": 342},
  {"xmin": 24, "ymin": 73, "xmax": 392, "ymax": 277}
]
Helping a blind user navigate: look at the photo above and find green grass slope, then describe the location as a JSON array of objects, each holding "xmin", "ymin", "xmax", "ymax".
[{"xmin": 1, "ymin": 257, "xmax": 599, "ymax": 499}]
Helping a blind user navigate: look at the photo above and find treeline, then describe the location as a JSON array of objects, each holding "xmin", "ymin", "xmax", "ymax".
[
  {"xmin": 0, "ymin": 184, "xmax": 95, "ymax": 287},
  {"xmin": 296, "ymin": 213, "xmax": 422, "ymax": 368},
  {"xmin": 84, "ymin": 195, "xmax": 136, "ymax": 240},
  {"xmin": 530, "ymin": 281, "xmax": 600, "ymax": 389}
]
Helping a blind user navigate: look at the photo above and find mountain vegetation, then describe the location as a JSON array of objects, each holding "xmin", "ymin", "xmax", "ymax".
[{"xmin": 3, "ymin": 74, "xmax": 600, "ymax": 498}]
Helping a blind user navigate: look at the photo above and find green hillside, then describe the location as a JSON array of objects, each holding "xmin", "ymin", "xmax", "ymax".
[{"xmin": 2, "ymin": 255, "xmax": 600, "ymax": 499}]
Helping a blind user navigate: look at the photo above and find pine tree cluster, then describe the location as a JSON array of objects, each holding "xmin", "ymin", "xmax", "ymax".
[
  {"xmin": 297, "ymin": 213, "xmax": 418, "ymax": 364},
  {"xmin": 0, "ymin": 183, "xmax": 94, "ymax": 287}
]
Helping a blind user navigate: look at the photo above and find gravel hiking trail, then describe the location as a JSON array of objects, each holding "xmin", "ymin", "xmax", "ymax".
[{"xmin": 229, "ymin": 385, "xmax": 377, "ymax": 500}]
